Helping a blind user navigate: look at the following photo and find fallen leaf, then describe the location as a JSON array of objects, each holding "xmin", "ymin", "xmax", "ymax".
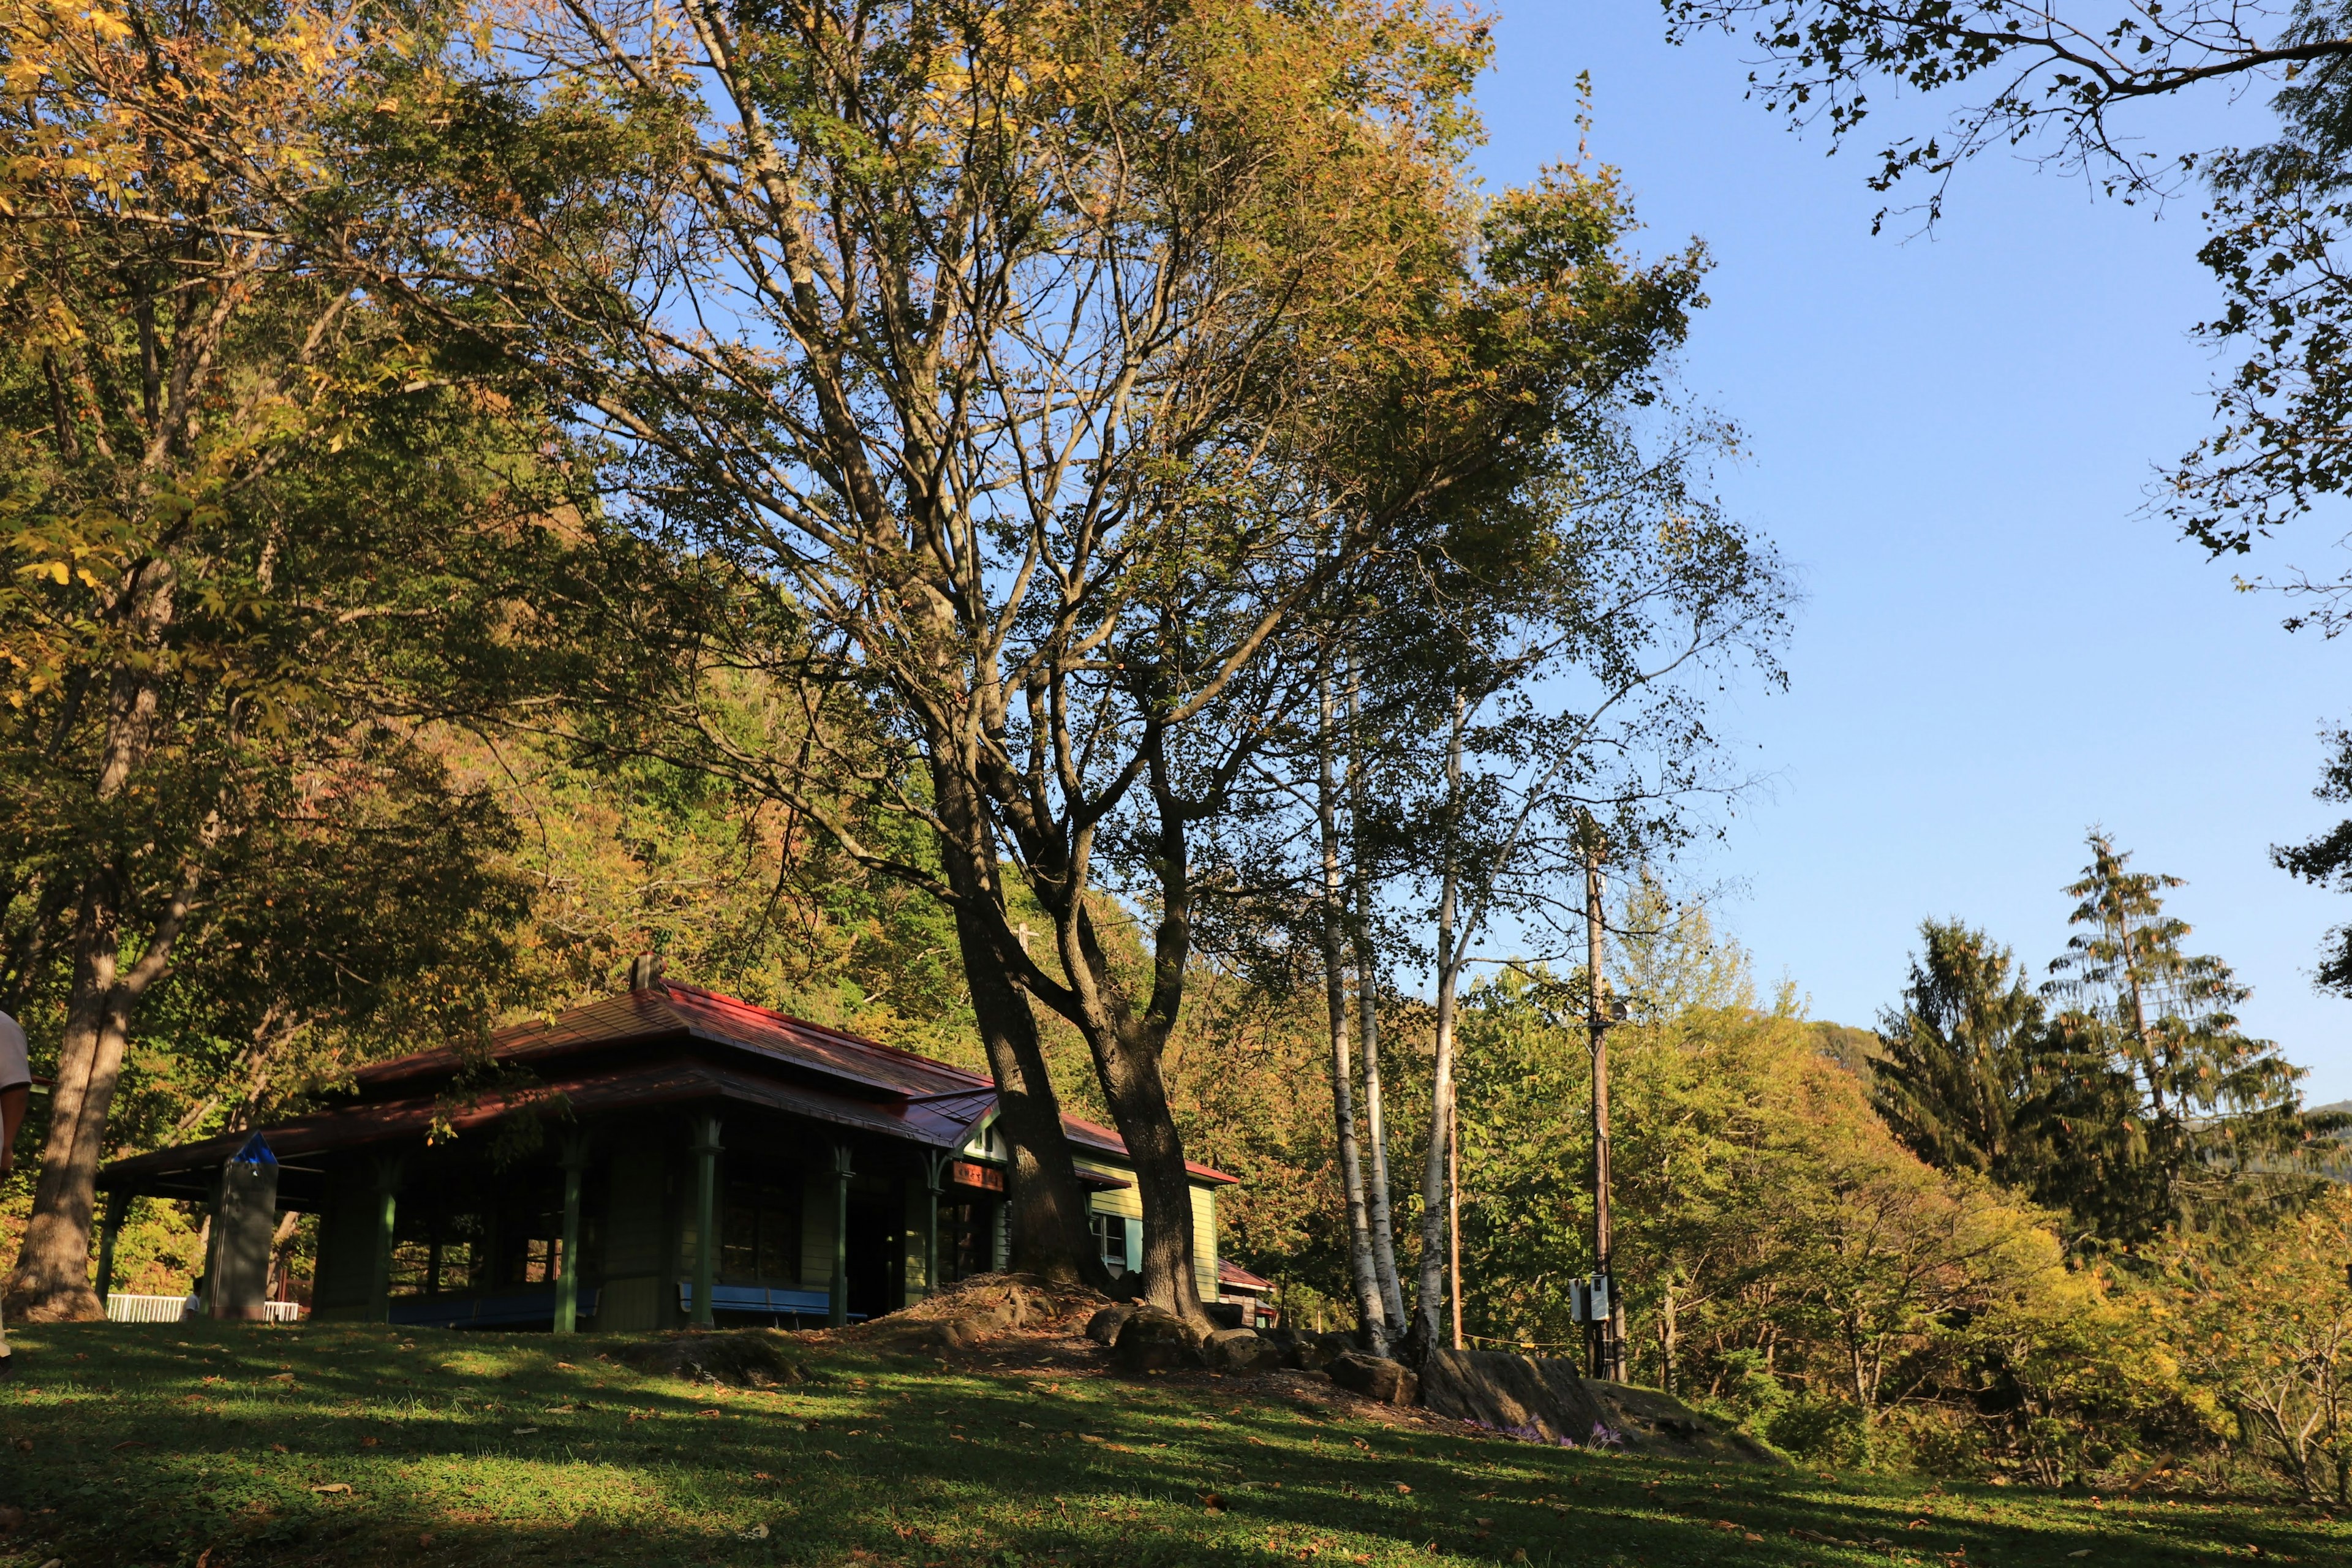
[
  {"xmin": 753, "ymin": 1472, "xmax": 773, "ymax": 1481},
  {"xmin": 311, "ymin": 1483, "xmax": 352, "ymax": 1496},
  {"xmin": 554, "ymin": 1362, "xmax": 577, "ymax": 1371},
  {"xmin": 739, "ymin": 1524, "xmax": 771, "ymax": 1540},
  {"xmin": 511, "ymin": 1427, "xmax": 539, "ymax": 1436},
  {"xmin": 1395, "ymin": 1483, "xmax": 1412, "ymax": 1494},
  {"xmin": 418, "ymin": 1533, "xmax": 435, "ymax": 1548},
  {"xmin": 1200, "ymin": 1493, "xmax": 1226, "ymax": 1513},
  {"xmin": 0, "ymin": 1505, "xmax": 24, "ymax": 1534},
  {"xmin": 361, "ymin": 1437, "xmax": 379, "ymax": 1447},
  {"xmin": 110, "ymin": 1439, "xmax": 150, "ymax": 1451},
  {"xmin": 270, "ymin": 1443, "xmax": 288, "ymax": 1454},
  {"xmin": 11, "ymin": 1439, "xmax": 28, "ymax": 1453}
]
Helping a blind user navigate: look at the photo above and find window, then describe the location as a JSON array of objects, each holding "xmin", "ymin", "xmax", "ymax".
[
  {"xmin": 1090, "ymin": 1210, "xmax": 1129, "ymax": 1275},
  {"xmin": 720, "ymin": 1174, "xmax": 803, "ymax": 1281}
]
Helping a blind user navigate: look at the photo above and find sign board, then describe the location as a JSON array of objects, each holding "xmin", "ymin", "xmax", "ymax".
[{"xmin": 951, "ymin": 1159, "xmax": 1006, "ymax": 1193}]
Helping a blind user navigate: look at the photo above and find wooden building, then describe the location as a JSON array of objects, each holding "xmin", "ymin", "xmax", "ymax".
[{"xmin": 96, "ymin": 973, "xmax": 1238, "ymax": 1331}]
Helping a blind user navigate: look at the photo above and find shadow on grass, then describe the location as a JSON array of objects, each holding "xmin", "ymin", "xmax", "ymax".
[{"xmin": 2, "ymin": 1322, "xmax": 2344, "ymax": 1568}]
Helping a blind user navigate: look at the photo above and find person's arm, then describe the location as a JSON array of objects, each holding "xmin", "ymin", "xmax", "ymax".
[{"xmin": 0, "ymin": 1083, "xmax": 28, "ymax": 1177}]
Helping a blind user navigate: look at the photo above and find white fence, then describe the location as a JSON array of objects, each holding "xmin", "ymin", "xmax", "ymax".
[{"xmin": 104, "ymin": 1294, "xmax": 304, "ymax": 1324}]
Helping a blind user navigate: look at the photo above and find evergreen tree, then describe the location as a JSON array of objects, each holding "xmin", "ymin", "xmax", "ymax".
[
  {"xmin": 1872, "ymin": 921, "xmax": 2054, "ymax": 1189},
  {"xmin": 2043, "ymin": 833, "xmax": 2312, "ymax": 1240}
]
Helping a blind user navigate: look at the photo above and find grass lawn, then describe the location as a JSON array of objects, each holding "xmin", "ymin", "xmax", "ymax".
[{"xmin": 1, "ymin": 1319, "xmax": 2343, "ymax": 1567}]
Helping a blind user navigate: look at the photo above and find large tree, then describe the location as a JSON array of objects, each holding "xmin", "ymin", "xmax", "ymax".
[
  {"xmin": 396, "ymin": 0, "xmax": 1713, "ymax": 1315},
  {"xmin": 0, "ymin": 0, "xmax": 597, "ymax": 1317}
]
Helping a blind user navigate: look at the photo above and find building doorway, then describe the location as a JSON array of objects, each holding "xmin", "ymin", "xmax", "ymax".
[{"xmin": 844, "ymin": 1190, "xmax": 898, "ymax": 1320}]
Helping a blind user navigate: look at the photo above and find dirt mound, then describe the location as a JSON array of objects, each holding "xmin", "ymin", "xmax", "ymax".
[
  {"xmin": 606, "ymin": 1329, "xmax": 810, "ymax": 1387},
  {"xmin": 839, "ymin": 1272, "xmax": 1113, "ymax": 1349}
]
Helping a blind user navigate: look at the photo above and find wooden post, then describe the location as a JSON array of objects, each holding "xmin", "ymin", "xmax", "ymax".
[
  {"xmin": 1585, "ymin": 832, "xmax": 1623, "ymax": 1382},
  {"xmin": 95, "ymin": 1189, "xmax": 127, "ymax": 1306},
  {"xmin": 829, "ymin": 1143, "xmax": 854, "ymax": 1327},
  {"xmin": 924, "ymin": 1151, "xmax": 948, "ymax": 1298},
  {"xmin": 555, "ymin": 1133, "xmax": 587, "ymax": 1333},
  {"xmin": 368, "ymin": 1157, "xmax": 402, "ymax": 1325},
  {"xmin": 690, "ymin": 1116, "xmax": 721, "ymax": 1328}
]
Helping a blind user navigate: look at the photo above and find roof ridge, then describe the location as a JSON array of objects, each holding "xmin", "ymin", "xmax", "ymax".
[{"xmin": 656, "ymin": 981, "xmax": 993, "ymax": 1088}]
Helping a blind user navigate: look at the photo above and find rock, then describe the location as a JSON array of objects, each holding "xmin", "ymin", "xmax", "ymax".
[
  {"xmin": 1303, "ymin": 1330, "xmax": 1359, "ymax": 1371},
  {"xmin": 1418, "ymin": 1348, "xmax": 1781, "ymax": 1464},
  {"xmin": 1328, "ymin": 1351, "xmax": 1419, "ymax": 1406},
  {"xmin": 1087, "ymin": 1303, "xmax": 1143, "ymax": 1346},
  {"xmin": 1204, "ymin": 1301, "xmax": 1248, "ymax": 1330},
  {"xmin": 1112, "ymin": 1308, "xmax": 1207, "ymax": 1373},
  {"xmin": 608, "ymin": 1329, "xmax": 807, "ymax": 1387},
  {"xmin": 1254, "ymin": 1327, "xmax": 1306, "ymax": 1368},
  {"xmin": 1205, "ymin": 1327, "xmax": 1278, "ymax": 1373}
]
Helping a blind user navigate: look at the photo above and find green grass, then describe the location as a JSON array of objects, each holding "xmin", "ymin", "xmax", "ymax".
[{"xmin": 1, "ymin": 1320, "xmax": 2343, "ymax": 1567}]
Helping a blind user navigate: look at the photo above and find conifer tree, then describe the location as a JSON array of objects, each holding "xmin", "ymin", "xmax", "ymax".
[
  {"xmin": 2043, "ymin": 833, "xmax": 2310, "ymax": 1240},
  {"xmin": 1872, "ymin": 921, "xmax": 2055, "ymax": 1189}
]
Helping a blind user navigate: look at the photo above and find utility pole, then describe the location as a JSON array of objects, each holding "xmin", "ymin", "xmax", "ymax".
[{"xmin": 1585, "ymin": 831, "xmax": 1624, "ymax": 1382}]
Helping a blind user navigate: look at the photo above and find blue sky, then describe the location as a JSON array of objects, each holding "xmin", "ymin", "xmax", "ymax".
[{"xmin": 1472, "ymin": 4, "xmax": 2352, "ymax": 1099}]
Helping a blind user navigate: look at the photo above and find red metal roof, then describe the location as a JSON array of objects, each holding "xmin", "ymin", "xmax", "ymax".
[
  {"xmin": 1218, "ymin": 1259, "xmax": 1276, "ymax": 1294},
  {"xmin": 104, "ymin": 980, "xmax": 1240, "ymax": 1186},
  {"xmin": 1058, "ymin": 1109, "xmax": 1239, "ymax": 1186},
  {"xmin": 355, "ymin": 982, "xmax": 993, "ymax": 1101}
]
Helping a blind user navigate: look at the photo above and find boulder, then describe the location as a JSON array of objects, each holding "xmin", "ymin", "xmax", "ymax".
[
  {"xmin": 607, "ymin": 1330, "xmax": 807, "ymax": 1387},
  {"xmin": 1204, "ymin": 1301, "xmax": 1248, "ymax": 1330},
  {"xmin": 1205, "ymin": 1327, "xmax": 1278, "ymax": 1373},
  {"xmin": 1418, "ymin": 1349, "xmax": 1781, "ymax": 1464},
  {"xmin": 1302, "ymin": 1330, "xmax": 1358, "ymax": 1371},
  {"xmin": 1086, "ymin": 1302, "xmax": 1143, "ymax": 1346},
  {"xmin": 1327, "ymin": 1351, "xmax": 1419, "ymax": 1406},
  {"xmin": 1112, "ymin": 1308, "xmax": 1207, "ymax": 1373}
]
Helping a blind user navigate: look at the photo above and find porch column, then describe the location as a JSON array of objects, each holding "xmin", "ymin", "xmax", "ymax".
[
  {"xmin": 690, "ymin": 1115, "xmax": 721, "ymax": 1329},
  {"xmin": 556, "ymin": 1133, "xmax": 588, "ymax": 1333},
  {"xmin": 95, "ymin": 1190, "xmax": 127, "ymax": 1305},
  {"xmin": 829, "ymin": 1142, "xmax": 853, "ymax": 1327},
  {"xmin": 922, "ymin": 1152, "xmax": 948, "ymax": 1299},
  {"xmin": 368, "ymin": 1156, "xmax": 402, "ymax": 1324}
]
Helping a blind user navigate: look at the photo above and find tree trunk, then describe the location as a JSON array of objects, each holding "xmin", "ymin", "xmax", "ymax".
[
  {"xmin": 1659, "ymin": 1278, "xmax": 1679, "ymax": 1395},
  {"xmin": 930, "ymin": 763, "xmax": 1104, "ymax": 1288},
  {"xmin": 1412, "ymin": 690, "xmax": 1467, "ymax": 1354},
  {"xmin": 1079, "ymin": 1014, "xmax": 1205, "ymax": 1322},
  {"xmin": 1347, "ymin": 659, "xmax": 1408, "ymax": 1334},
  {"xmin": 951, "ymin": 905, "xmax": 1109, "ymax": 1289},
  {"xmin": 5, "ymin": 878, "xmax": 176, "ymax": 1320},
  {"xmin": 1319, "ymin": 676, "xmax": 1386, "ymax": 1351}
]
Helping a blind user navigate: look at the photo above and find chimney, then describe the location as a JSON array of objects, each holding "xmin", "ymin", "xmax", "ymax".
[{"xmin": 626, "ymin": 952, "xmax": 668, "ymax": 993}]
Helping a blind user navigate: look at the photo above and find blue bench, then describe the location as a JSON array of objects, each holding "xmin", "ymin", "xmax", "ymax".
[
  {"xmin": 390, "ymin": 1286, "xmax": 598, "ymax": 1330},
  {"xmin": 677, "ymin": 1282, "xmax": 860, "ymax": 1324}
]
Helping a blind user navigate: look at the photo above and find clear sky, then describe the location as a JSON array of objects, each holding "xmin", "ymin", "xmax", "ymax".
[{"xmin": 1472, "ymin": 4, "xmax": 2352, "ymax": 1101}]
